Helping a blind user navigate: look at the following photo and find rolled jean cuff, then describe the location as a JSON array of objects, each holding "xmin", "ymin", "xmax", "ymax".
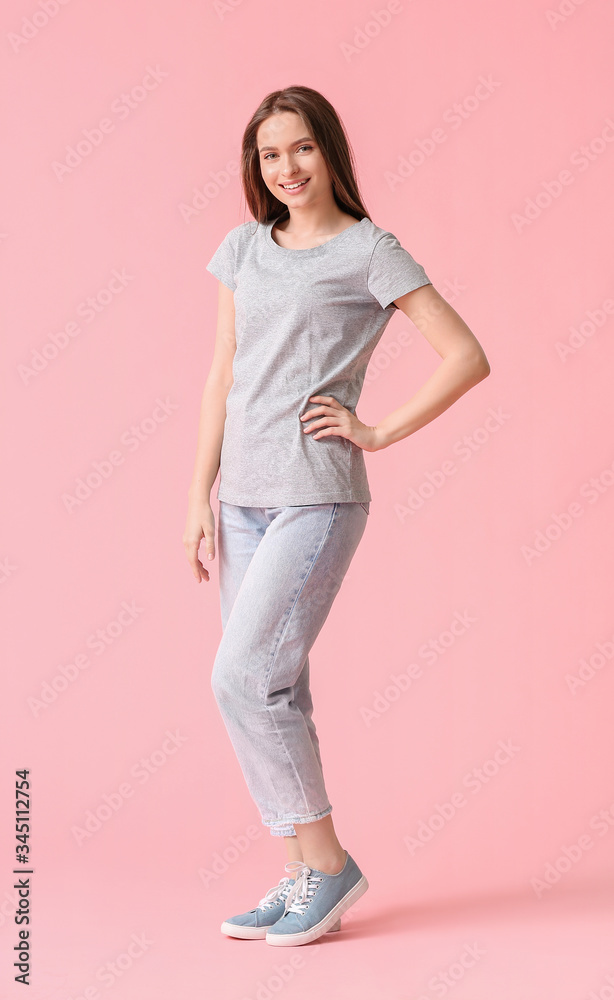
[
  {"xmin": 269, "ymin": 824, "xmax": 295, "ymax": 837},
  {"xmin": 266, "ymin": 805, "xmax": 333, "ymax": 837}
]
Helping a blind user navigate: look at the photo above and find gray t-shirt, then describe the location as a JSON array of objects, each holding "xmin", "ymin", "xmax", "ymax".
[{"xmin": 205, "ymin": 212, "xmax": 431, "ymax": 506}]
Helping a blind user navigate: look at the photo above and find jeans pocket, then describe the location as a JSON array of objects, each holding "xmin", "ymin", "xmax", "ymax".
[{"xmin": 359, "ymin": 502, "xmax": 370, "ymax": 515}]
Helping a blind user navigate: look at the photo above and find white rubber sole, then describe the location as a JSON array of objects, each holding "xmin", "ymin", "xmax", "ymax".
[
  {"xmin": 265, "ymin": 875, "xmax": 368, "ymax": 946},
  {"xmin": 220, "ymin": 920, "xmax": 270, "ymax": 939},
  {"xmin": 221, "ymin": 914, "xmax": 342, "ymax": 940}
]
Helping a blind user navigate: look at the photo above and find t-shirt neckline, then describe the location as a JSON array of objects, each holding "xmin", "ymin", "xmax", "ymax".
[{"xmin": 266, "ymin": 213, "xmax": 367, "ymax": 254}]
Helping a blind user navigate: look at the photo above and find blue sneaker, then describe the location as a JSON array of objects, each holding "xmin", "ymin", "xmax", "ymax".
[
  {"xmin": 221, "ymin": 872, "xmax": 342, "ymax": 940},
  {"xmin": 265, "ymin": 851, "xmax": 368, "ymax": 946}
]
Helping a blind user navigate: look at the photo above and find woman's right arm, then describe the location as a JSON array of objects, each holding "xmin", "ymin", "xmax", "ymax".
[{"xmin": 183, "ymin": 281, "xmax": 236, "ymax": 583}]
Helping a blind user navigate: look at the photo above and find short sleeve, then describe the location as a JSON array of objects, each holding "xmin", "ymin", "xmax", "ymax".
[
  {"xmin": 206, "ymin": 228, "xmax": 237, "ymax": 291},
  {"xmin": 367, "ymin": 232, "xmax": 431, "ymax": 310}
]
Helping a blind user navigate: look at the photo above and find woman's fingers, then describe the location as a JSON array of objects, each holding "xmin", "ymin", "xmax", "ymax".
[
  {"xmin": 204, "ymin": 531, "xmax": 216, "ymax": 562},
  {"xmin": 184, "ymin": 536, "xmax": 207, "ymax": 582},
  {"xmin": 300, "ymin": 395, "xmax": 342, "ymax": 422},
  {"xmin": 183, "ymin": 528, "xmax": 212, "ymax": 582},
  {"xmin": 183, "ymin": 500, "xmax": 216, "ymax": 582},
  {"xmin": 202, "ymin": 511, "xmax": 216, "ymax": 565},
  {"xmin": 302, "ymin": 413, "xmax": 339, "ymax": 433}
]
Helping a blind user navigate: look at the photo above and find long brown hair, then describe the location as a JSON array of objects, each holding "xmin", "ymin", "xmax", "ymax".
[{"xmin": 240, "ymin": 85, "xmax": 371, "ymax": 226}]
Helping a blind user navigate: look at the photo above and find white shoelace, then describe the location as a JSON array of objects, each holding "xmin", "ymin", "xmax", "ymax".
[
  {"xmin": 282, "ymin": 862, "xmax": 323, "ymax": 916},
  {"xmin": 256, "ymin": 876, "xmax": 294, "ymax": 912}
]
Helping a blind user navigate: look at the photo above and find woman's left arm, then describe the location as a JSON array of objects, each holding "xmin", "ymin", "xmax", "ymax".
[
  {"xmin": 368, "ymin": 283, "xmax": 491, "ymax": 450},
  {"xmin": 300, "ymin": 284, "xmax": 490, "ymax": 452}
]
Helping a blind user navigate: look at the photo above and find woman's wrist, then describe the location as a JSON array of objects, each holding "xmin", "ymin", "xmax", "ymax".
[{"xmin": 188, "ymin": 484, "xmax": 212, "ymax": 503}]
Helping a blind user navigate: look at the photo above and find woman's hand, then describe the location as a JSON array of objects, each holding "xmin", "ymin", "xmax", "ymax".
[
  {"xmin": 300, "ymin": 395, "xmax": 383, "ymax": 453},
  {"xmin": 183, "ymin": 495, "xmax": 216, "ymax": 583}
]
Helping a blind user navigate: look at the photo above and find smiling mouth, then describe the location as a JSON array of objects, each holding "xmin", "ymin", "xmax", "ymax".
[{"xmin": 279, "ymin": 178, "xmax": 310, "ymax": 191}]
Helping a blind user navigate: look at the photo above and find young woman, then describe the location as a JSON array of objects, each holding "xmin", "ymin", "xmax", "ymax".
[{"xmin": 183, "ymin": 85, "xmax": 490, "ymax": 947}]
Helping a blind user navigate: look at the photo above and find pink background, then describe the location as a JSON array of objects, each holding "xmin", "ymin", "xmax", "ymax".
[{"xmin": 2, "ymin": 0, "xmax": 614, "ymax": 997}]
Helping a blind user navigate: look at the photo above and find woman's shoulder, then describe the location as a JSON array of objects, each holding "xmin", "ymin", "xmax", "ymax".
[
  {"xmin": 361, "ymin": 216, "xmax": 397, "ymax": 240},
  {"xmin": 223, "ymin": 218, "xmax": 262, "ymax": 243}
]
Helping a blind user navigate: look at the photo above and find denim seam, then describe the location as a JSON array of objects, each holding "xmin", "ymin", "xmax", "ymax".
[
  {"xmin": 265, "ymin": 805, "xmax": 333, "ymax": 828},
  {"xmin": 259, "ymin": 503, "xmax": 339, "ymax": 820}
]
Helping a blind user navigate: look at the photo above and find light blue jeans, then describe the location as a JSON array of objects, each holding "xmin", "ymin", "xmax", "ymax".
[{"xmin": 211, "ymin": 500, "xmax": 370, "ymax": 837}]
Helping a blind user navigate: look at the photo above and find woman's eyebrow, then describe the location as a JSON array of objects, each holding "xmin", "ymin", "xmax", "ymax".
[{"xmin": 258, "ymin": 136, "xmax": 314, "ymax": 152}]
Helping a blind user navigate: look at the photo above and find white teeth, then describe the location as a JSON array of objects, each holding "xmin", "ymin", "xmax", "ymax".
[{"xmin": 282, "ymin": 179, "xmax": 308, "ymax": 190}]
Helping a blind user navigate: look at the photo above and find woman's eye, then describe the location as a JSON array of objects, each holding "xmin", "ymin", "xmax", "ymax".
[{"xmin": 264, "ymin": 145, "xmax": 313, "ymax": 161}]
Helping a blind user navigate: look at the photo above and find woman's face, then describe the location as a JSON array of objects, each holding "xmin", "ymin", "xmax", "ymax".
[{"xmin": 256, "ymin": 111, "xmax": 332, "ymax": 210}]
